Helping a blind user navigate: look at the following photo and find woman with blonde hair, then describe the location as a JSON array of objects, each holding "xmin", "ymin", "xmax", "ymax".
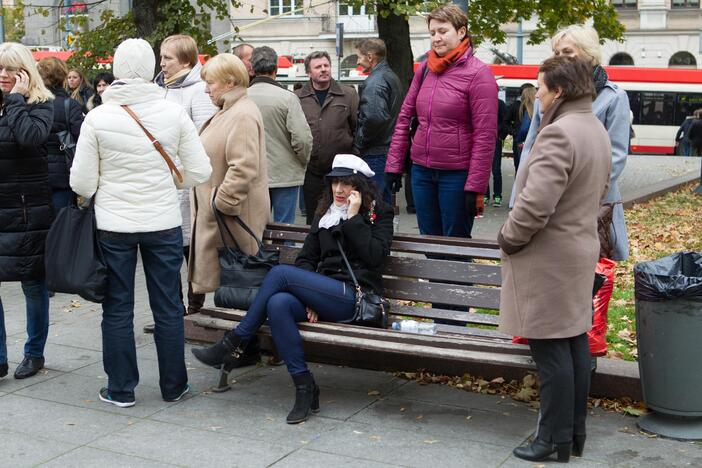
[
  {"xmin": 189, "ymin": 53, "xmax": 270, "ymax": 296},
  {"xmin": 510, "ymin": 24, "xmax": 630, "ymax": 263},
  {"xmin": 66, "ymin": 68, "xmax": 93, "ymax": 113},
  {"xmin": 0, "ymin": 42, "xmax": 55, "ymax": 380}
]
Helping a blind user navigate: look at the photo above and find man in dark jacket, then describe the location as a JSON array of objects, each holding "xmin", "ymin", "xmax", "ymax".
[
  {"xmin": 354, "ymin": 39, "xmax": 402, "ymax": 203},
  {"xmin": 295, "ymin": 51, "xmax": 359, "ymax": 224}
]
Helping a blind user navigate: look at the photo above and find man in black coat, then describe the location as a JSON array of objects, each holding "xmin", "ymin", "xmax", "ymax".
[
  {"xmin": 354, "ymin": 38, "xmax": 402, "ymax": 203},
  {"xmin": 0, "ymin": 53, "xmax": 55, "ymax": 381}
]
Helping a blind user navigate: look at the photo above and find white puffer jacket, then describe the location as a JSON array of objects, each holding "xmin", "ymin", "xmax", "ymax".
[
  {"xmin": 155, "ymin": 63, "xmax": 218, "ymax": 245},
  {"xmin": 70, "ymin": 79, "xmax": 212, "ymax": 233}
]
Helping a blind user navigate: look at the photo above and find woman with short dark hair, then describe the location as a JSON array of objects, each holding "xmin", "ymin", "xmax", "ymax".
[
  {"xmin": 498, "ymin": 56, "xmax": 612, "ymax": 463},
  {"xmin": 86, "ymin": 72, "xmax": 114, "ymax": 111}
]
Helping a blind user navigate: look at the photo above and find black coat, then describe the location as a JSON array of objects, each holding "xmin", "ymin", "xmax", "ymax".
[
  {"xmin": 295, "ymin": 202, "xmax": 394, "ymax": 294},
  {"xmin": 47, "ymin": 87, "xmax": 83, "ymax": 190},
  {"xmin": 0, "ymin": 94, "xmax": 54, "ymax": 282},
  {"xmin": 354, "ymin": 60, "xmax": 403, "ymax": 156}
]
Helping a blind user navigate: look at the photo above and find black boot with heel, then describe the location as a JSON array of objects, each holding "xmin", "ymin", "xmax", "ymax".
[
  {"xmin": 286, "ymin": 372, "xmax": 320, "ymax": 424},
  {"xmin": 513, "ymin": 439, "xmax": 571, "ymax": 463},
  {"xmin": 191, "ymin": 331, "xmax": 259, "ymax": 392}
]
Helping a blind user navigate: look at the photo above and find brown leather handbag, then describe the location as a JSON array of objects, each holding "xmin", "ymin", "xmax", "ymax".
[{"xmin": 597, "ymin": 201, "xmax": 621, "ymax": 259}]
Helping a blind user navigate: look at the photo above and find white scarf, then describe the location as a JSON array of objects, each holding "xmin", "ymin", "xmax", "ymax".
[{"xmin": 318, "ymin": 203, "xmax": 349, "ymax": 229}]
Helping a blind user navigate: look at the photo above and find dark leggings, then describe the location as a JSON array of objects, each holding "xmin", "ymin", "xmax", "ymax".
[
  {"xmin": 529, "ymin": 333, "xmax": 591, "ymax": 444},
  {"xmin": 235, "ymin": 265, "xmax": 356, "ymax": 375}
]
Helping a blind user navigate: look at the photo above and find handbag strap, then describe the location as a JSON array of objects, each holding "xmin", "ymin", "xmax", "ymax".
[
  {"xmin": 121, "ymin": 105, "xmax": 184, "ymax": 183},
  {"xmin": 63, "ymin": 97, "xmax": 71, "ymax": 126},
  {"xmin": 211, "ymin": 199, "xmax": 264, "ymax": 252},
  {"xmin": 336, "ymin": 239, "xmax": 361, "ymax": 293}
]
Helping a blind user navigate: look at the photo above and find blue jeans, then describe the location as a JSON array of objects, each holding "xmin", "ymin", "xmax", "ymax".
[
  {"xmin": 411, "ymin": 164, "xmax": 474, "ymax": 238},
  {"xmin": 364, "ymin": 154, "xmax": 391, "ymax": 204},
  {"xmin": 0, "ymin": 280, "xmax": 50, "ymax": 364},
  {"xmin": 98, "ymin": 227, "xmax": 187, "ymax": 401},
  {"xmin": 270, "ymin": 186, "xmax": 300, "ymax": 224},
  {"xmin": 235, "ymin": 265, "xmax": 356, "ymax": 375}
]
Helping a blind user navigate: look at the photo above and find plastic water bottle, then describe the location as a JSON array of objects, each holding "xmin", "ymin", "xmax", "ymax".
[
  {"xmin": 393, "ymin": 215, "xmax": 400, "ymax": 233},
  {"xmin": 391, "ymin": 320, "xmax": 421, "ymax": 333},
  {"xmin": 418, "ymin": 322, "xmax": 437, "ymax": 335}
]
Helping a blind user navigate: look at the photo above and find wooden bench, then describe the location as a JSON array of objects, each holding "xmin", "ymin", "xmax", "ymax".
[{"xmin": 184, "ymin": 223, "xmax": 640, "ymax": 399}]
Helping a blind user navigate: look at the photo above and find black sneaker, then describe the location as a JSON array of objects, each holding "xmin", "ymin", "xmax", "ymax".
[
  {"xmin": 164, "ymin": 384, "xmax": 190, "ymax": 402},
  {"xmin": 98, "ymin": 387, "xmax": 135, "ymax": 408},
  {"xmin": 0, "ymin": 362, "xmax": 7, "ymax": 378}
]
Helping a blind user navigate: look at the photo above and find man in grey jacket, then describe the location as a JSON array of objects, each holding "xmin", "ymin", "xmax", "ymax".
[
  {"xmin": 248, "ymin": 46, "xmax": 312, "ymax": 224},
  {"xmin": 354, "ymin": 38, "xmax": 402, "ymax": 203}
]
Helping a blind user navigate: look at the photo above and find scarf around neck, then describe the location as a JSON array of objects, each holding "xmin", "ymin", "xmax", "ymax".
[
  {"xmin": 593, "ymin": 65, "xmax": 608, "ymax": 95},
  {"xmin": 318, "ymin": 203, "xmax": 349, "ymax": 230},
  {"xmin": 164, "ymin": 68, "xmax": 191, "ymax": 86},
  {"xmin": 427, "ymin": 38, "xmax": 470, "ymax": 74}
]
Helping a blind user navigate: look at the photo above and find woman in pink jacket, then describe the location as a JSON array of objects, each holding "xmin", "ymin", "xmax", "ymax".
[{"xmin": 385, "ymin": 5, "xmax": 497, "ymax": 238}]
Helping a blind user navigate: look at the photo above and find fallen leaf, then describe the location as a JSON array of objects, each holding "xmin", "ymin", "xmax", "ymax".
[
  {"xmin": 400, "ymin": 407, "xmax": 406, "ymax": 412},
  {"xmin": 416, "ymin": 415, "xmax": 424, "ymax": 420},
  {"xmin": 367, "ymin": 390, "xmax": 380, "ymax": 396}
]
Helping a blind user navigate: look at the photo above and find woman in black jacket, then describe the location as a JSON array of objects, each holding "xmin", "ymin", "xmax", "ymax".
[
  {"xmin": 192, "ymin": 154, "xmax": 393, "ymax": 424},
  {"xmin": 37, "ymin": 57, "xmax": 84, "ymax": 209},
  {"xmin": 0, "ymin": 42, "xmax": 55, "ymax": 380}
]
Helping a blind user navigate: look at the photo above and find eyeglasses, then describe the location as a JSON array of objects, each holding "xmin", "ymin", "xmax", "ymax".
[{"xmin": 0, "ymin": 66, "xmax": 20, "ymax": 73}]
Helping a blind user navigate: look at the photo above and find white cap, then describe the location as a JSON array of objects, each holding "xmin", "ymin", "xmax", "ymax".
[
  {"xmin": 113, "ymin": 38, "xmax": 156, "ymax": 82},
  {"xmin": 326, "ymin": 154, "xmax": 375, "ymax": 178}
]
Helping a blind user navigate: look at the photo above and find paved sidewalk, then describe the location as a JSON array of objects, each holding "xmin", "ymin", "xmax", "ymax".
[
  {"xmin": 1, "ymin": 155, "xmax": 700, "ymax": 466},
  {"xmin": 1, "ymin": 284, "xmax": 701, "ymax": 467}
]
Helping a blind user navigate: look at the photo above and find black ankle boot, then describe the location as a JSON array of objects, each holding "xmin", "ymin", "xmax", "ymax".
[
  {"xmin": 572, "ymin": 434, "xmax": 586, "ymax": 457},
  {"xmin": 191, "ymin": 330, "xmax": 255, "ymax": 371},
  {"xmin": 513, "ymin": 439, "xmax": 571, "ymax": 463},
  {"xmin": 286, "ymin": 372, "xmax": 320, "ymax": 424}
]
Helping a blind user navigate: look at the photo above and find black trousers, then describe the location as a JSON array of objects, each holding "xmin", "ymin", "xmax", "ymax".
[
  {"xmin": 303, "ymin": 171, "xmax": 325, "ymax": 225},
  {"xmin": 529, "ymin": 333, "xmax": 590, "ymax": 444}
]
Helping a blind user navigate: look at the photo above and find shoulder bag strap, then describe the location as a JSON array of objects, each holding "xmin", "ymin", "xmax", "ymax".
[
  {"xmin": 336, "ymin": 239, "xmax": 361, "ymax": 294},
  {"xmin": 121, "ymin": 104, "xmax": 184, "ymax": 183},
  {"xmin": 210, "ymin": 199, "xmax": 264, "ymax": 252},
  {"xmin": 63, "ymin": 97, "xmax": 71, "ymax": 126}
]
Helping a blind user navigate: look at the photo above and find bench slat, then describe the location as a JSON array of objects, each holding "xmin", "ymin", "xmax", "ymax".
[
  {"xmin": 194, "ymin": 309, "xmax": 530, "ymax": 355},
  {"xmin": 383, "ymin": 278, "xmax": 500, "ymax": 310},
  {"xmin": 267, "ymin": 245, "xmax": 501, "ymax": 286},
  {"xmin": 390, "ymin": 305, "xmax": 500, "ymax": 326}
]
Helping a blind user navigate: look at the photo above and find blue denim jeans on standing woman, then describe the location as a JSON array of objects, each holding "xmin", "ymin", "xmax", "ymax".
[
  {"xmin": 411, "ymin": 164, "xmax": 474, "ymax": 238},
  {"xmin": 98, "ymin": 227, "xmax": 187, "ymax": 401},
  {"xmin": 235, "ymin": 265, "xmax": 356, "ymax": 376},
  {"xmin": 363, "ymin": 155, "xmax": 391, "ymax": 204},
  {"xmin": 0, "ymin": 280, "xmax": 50, "ymax": 364}
]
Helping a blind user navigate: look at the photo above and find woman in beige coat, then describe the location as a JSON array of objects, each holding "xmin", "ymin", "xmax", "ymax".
[
  {"xmin": 497, "ymin": 56, "xmax": 611, "ymax": 463},
  {"xmin": 190, "ymin": 53, "xmax": 270, "ymax": 294}
]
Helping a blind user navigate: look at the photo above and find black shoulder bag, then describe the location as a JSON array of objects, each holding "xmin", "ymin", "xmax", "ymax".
[
  {"xmin": 336, "ymin": 239, "xmax": 389, "ymax": 329},
  {"xmin": 212, "ymin": 200, "xmax": 279, "ymax": 310},
  {"xmin": 56, "ymin": 98, "xmax": 77, "ymax": 166}
]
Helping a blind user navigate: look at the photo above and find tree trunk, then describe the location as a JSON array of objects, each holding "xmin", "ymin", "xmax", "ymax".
[
  {"xmin": 377, "ymin": 9, "xmax": 414, "ymax": 95},
  {"xmin": 132, "ymin": 0, "xmax": 166, "ymax": 74}
]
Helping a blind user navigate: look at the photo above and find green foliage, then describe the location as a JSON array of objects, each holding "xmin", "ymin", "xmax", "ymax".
[
  {"xmin": 67, "ymin": 10, "xmax": 136, "ymax": 75},
  {"xmin": 375, "ymin": 0, "xmax": 624, "ymax": 45},
  {"xmin": 2, "ymin": 0, "xmax": 26, "ymax": 43}
]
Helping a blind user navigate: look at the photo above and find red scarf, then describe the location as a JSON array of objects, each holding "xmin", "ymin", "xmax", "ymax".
[{"xmin": 427, "ymin": 39, "xmax": 471, "ymax": 74}]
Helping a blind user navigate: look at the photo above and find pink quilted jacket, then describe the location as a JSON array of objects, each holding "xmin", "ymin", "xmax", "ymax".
[{"xmin": 385, "ymin": 48, "xmax": 498, "ymax": 193}]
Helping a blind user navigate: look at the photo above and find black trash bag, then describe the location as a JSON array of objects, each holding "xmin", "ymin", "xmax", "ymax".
[
  {"xmin": 44, "ymin": 200, "xmax": 107, "ymax": 303},
  {"xmin": 634, "ymin": 251, "xmax": 702, "ymax": 302}
]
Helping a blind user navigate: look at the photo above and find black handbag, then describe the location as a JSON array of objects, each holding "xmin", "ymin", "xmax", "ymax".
[
  {"xmin": 56, "ymin": 98, "xmax": 76, "ymax": 166},
  {"xmin": 336, "ymin": 239, "xmax": 389, "ymax": 329},
  {"xmin": 212, "ymin": 201, "xmax": 279, "ymax": 310},
  {"xmin": 44, "ymin": 198, "xmax": 107, "ymax": 303}
]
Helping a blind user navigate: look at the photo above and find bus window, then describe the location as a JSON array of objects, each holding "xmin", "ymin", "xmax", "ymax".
[
  {"xmin": 639, "ymin": 92, "xmax": 675, "ymax": 126},
  {"xmin": 674, "ymin": 93, "xmax": 702, "ymax": 125}
]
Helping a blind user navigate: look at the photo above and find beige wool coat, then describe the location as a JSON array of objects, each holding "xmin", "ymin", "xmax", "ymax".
[
  {"xmin": 497, "ymin": 96, "xmax": 612, "ymax": 339},
  {"xmin": 189, "ymin": 87, "xmax": 270, "ymax": 294}
]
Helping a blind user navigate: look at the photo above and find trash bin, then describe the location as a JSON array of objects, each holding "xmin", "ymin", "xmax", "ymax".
[{"xmin": 634, "ymin": 251, "xmax": 702, "ymax": 440}]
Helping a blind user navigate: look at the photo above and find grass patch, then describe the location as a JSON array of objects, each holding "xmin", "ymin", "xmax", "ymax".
[{"xmin": 607, "ymin": 182, "xmax": 702, "ymax": 361}]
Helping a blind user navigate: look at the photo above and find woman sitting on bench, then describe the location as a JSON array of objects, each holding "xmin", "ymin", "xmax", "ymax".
[{"xmin": 192, "ymin": 154, "xmax": 393, "ymax": 424}]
